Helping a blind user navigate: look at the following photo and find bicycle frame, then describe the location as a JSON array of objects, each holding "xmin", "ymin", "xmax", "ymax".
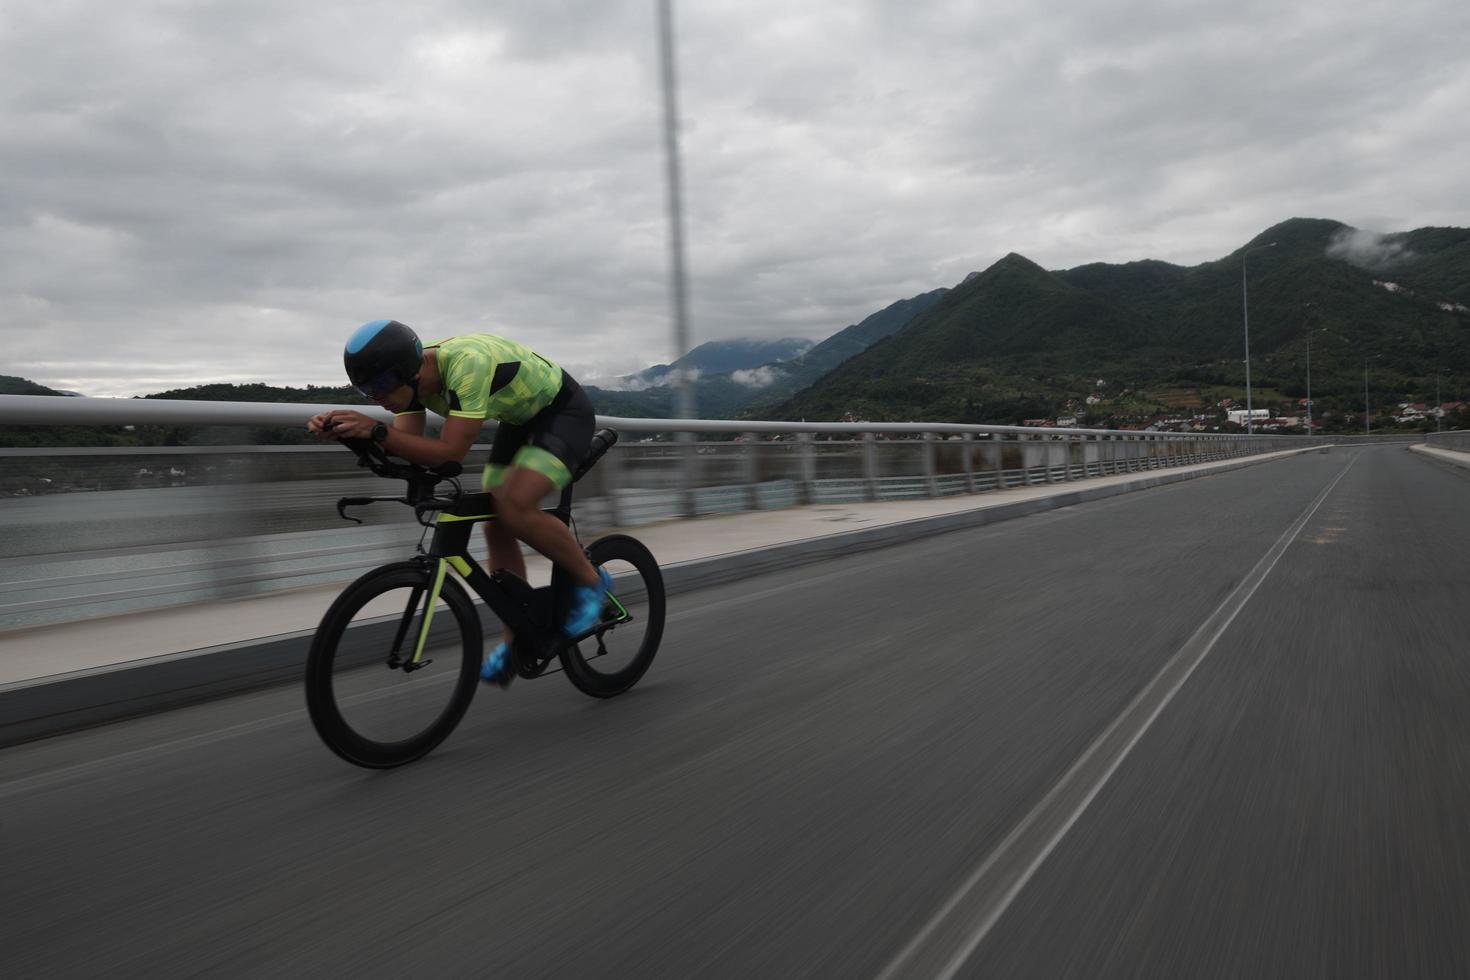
[
  {"xmin": 401, "ymin": 490, "xmax": 631, "ymax": 675},
  {"xmin": 331, "ymin": 428, "xmax": 628, "ymax": 674}
]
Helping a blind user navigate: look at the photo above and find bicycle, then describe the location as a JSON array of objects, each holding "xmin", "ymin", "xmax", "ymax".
[{"xmin": 304, "ymin": 425, "xmax": 665, "ymax": 768}]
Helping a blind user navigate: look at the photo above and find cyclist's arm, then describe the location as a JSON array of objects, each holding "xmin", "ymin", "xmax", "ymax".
[
  {"xmin": 380, "ymin": 415, "xmax": 483, "ymax": 468},
  {"xmin": 393, "ymin": 412, "xmax": 427, "ymax": 437}
]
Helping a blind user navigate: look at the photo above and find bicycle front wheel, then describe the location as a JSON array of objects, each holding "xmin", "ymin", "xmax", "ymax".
[{"xmin": 305, "ymin": 562, "xmax": 483, "ymax": 768}]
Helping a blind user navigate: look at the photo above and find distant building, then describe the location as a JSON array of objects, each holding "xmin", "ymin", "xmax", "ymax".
[{"xmin": 1225, "ymin": 408, "xmax": 1271, "ymax": 424}]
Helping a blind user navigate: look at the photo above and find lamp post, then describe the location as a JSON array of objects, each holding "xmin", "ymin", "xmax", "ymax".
[
  {"xmin": 1364, "ymin": 358, "xmax": 1370, "ymax": 435},
  {"xmin": 1361, "ymin": 352, "xmax": 1382, "ymax": 435},
  {"xmin": 1242, "ymin": 241, "xmax": 1277, "ymax": 435},
  {"xmin": 657, "ymin": 0, "xmax": 693, "ymax": 421},
  {"xmin": 1311, "ymin": 301, "xmax": 1323, "ymax": 434},
  {"xmin": 1302, "ymin": 304, "xmax": 1317, "ymax": 436},
  {"xmin": 656, "ymin": 0, "xmax": 697, "ymax": 515}
]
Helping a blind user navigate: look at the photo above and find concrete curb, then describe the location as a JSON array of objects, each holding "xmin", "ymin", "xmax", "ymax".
[
  {"xmin": 0, "ymin": 446, "xmax": 1327, "ymax": 748},
  {"xmin": 1409, "ymin": 443, "xmax": 1470, "ymax": 470}
]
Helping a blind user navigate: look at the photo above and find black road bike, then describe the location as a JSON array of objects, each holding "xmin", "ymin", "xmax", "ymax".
[{"xmin": 305, "ymin": 427, "xmax": 664, "ymax": 768}]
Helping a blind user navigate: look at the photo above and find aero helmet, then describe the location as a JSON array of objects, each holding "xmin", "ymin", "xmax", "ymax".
[{"xmin": 343, "ymin": 319, "xmax": 423, "ymax": 398}]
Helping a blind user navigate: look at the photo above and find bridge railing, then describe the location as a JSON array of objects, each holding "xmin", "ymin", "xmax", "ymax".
[{"xmin": 0, "ymin": 394, "xmax": 1402, "ymax": 629}]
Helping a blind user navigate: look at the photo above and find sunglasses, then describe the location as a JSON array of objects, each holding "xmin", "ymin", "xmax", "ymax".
[{"xmin": 352, "ymin": 370, "xmax": 404, "ymax": 400}]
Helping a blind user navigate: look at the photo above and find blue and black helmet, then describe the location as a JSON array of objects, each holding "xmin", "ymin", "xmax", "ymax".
[{"xmin": 344, "ymin": 319, "xmax": 424, "ymax": 399}]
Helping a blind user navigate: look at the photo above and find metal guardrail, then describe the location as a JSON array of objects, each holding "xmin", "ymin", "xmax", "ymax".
[
  {"xmin": 0, "ymin": 392, "xmax": 1338, "ymax": 436},
  {"xmin": 0, "ymin": 394, "xmax": 1420, "ymax": 629}
]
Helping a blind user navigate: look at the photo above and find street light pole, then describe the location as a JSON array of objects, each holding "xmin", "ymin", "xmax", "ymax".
[
  {"xmin": 657, "ymin": 0, "xmax": 694, "ymax": 423},
  {"xmin": 1364, "ymin": 357, "xmax": 1370, "ymax": 435},
  {"xmin": 1306, "ymin": 330, "xmax": 1312, "ymax": 434},
  {"xmin": 656, "ymin": 0, "xmax": 698, "ymax": 515},
  {"xmin": 1242, "ymin": 241, "xmax": 1276, "ymax": 435}
]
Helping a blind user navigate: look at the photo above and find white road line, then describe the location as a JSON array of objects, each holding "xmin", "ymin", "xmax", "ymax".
[{"xmin": 875, "ymin": 451, "xmax": 1360, "ymax": 980}]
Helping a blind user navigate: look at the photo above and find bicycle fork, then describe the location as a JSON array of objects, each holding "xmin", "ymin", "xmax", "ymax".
[{"xmin": 386, "ymin": 559, "xmax": 449, "ymax": 672}]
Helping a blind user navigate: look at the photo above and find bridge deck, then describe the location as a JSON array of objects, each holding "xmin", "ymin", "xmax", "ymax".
[{"xmin": 3, "ymin": 444, "xmax": 1468, "ymax": 978}]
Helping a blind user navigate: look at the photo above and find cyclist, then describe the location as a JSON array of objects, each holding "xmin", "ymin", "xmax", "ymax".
[{"xmin": 307, "ymin": 319, "xmax": 610, "ymax": 687}]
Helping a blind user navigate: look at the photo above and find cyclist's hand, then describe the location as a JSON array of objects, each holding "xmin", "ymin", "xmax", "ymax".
[
  {"xmin": 307, "ymin": 412, "xmax": 336, "ymax": 437},
  {"xmin": 311, "ymin": 410, "xmax": 374, "ymax": 440}
]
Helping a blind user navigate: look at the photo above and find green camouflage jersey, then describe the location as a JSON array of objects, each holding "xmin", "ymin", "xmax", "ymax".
[{"xmin": 403, "ymin": 333, "xmax": 564, "ymax": 425}]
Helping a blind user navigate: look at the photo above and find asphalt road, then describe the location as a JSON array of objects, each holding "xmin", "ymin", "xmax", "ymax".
[{"xmin": 2, "ymin": 445, "xmax": 1467, "ymax": 978}]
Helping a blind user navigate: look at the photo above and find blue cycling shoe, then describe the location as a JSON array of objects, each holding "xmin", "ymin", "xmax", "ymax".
[
  {"xmin": 564, "ymin": 566, "xmax": 613, "ymax": 636},
  {"xmin": 480, "ymin": 641, "xmax": 514, "ymax": 687}
]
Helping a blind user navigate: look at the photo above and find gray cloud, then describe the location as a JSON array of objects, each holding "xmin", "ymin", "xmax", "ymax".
[{"xmin": 2, "ymin": 0, "xmax": 1469, "ymax": 396}]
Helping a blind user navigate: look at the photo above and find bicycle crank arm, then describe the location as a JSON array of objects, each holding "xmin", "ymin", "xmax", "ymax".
[{"xmin": 565, "ymin": 615, "xmax": 632, "ymax": 645}]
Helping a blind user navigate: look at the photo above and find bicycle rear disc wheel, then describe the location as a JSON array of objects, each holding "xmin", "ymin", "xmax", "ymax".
[
  {"xmin": 305, "ymin": 562, "xmax": 482, "ymax": 768},
  {"xmin": 561, "ymin": 535, "xmax": 665, "ymax": 698}
]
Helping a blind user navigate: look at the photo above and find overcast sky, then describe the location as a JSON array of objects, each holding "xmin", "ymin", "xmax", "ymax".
[{"xmin": 4, "ymin": 0, "xmax": 1468, "ymax": 396}]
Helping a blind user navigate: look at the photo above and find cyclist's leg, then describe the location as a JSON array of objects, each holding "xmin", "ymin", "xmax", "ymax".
[
  {"xmin": 481, "ymin": 452, "xmax": 529, "ymax": 685},
  {"xmin": 492, "ymin": 465, "xmax": 599, "ymax": 588},
  {"xmin": 480, "ymin": 372, "xmax": 594, "ymax": 583},
  {"xmin": 483, "ymin": 422, "xmax": 527, "ymax": 652},
  {"xmin": 492, "ymin": 378, "xmax": 605, "ymax": 631}
]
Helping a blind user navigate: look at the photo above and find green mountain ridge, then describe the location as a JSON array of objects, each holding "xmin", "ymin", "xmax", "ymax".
[
  {"xmin": 8, "ymin": 217, "xmax": 1469, "ymax": 443},
  {"xmin": 1, "ymin": 375, "xmax": 72, "ymax": 397},
  {"xmin": 585, "ymin": 288, "xmax": 948, "ymax": 418},
  {"xmin": 783, "ymin": 289, "xmax": 950, "ymax": 373},
  {"xmin": 626, "ymin": 337, "xmax": 814, "ymax": 387},
  {"xmin": 146, "ymin": 382, "xmax": 367, "ymax": 405},
  {"xmin": 774, "ymin": 217, "xmax": 1470, "ymax": 426}
]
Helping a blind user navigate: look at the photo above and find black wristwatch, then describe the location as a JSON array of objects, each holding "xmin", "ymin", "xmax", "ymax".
[{"xmin": 371, "ymin": 422, "xmax": 389, "ymax": 444}]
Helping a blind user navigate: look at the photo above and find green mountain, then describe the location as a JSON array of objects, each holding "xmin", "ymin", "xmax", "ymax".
[
  {"xmin": 776, "ymin": 218, "xmax": 1470, "ymax": 426},
  {"xmin": 586, "ymin": 289, "xmax": 947, "ymax": 418},
  {"xmin": 586, "ymin": 375, "xmax": 767, "ymax": 420},
  {"xmin": 144, "ymin": 382, "xmax": 368, "ymax": 405},
  {"xmin": 739, "ymin": 289, "xmax": 950, "ymax": 412},
  {"xmin": 627, "ymin": 337, "xmax": 814, "ymax": 387},
  {"xmin": 780, "ymin": 289, "xmax": 949, "ymax": 378},
  {"xmin": 1, "ymin": 375, "xmax": 72, "ymax": 396},
  {"xmin": 775, "ymin": 254, "xmax": 1162, "ymax": 421},
  {"xmin": 1336, "ymin": 225, "xmax": 1470, "ymax": 303}
]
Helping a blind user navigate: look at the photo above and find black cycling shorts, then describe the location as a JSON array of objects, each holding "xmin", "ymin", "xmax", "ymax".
[{"xmin": 482, "ymin": 371, "xmax": 595, "ymax": 491}]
